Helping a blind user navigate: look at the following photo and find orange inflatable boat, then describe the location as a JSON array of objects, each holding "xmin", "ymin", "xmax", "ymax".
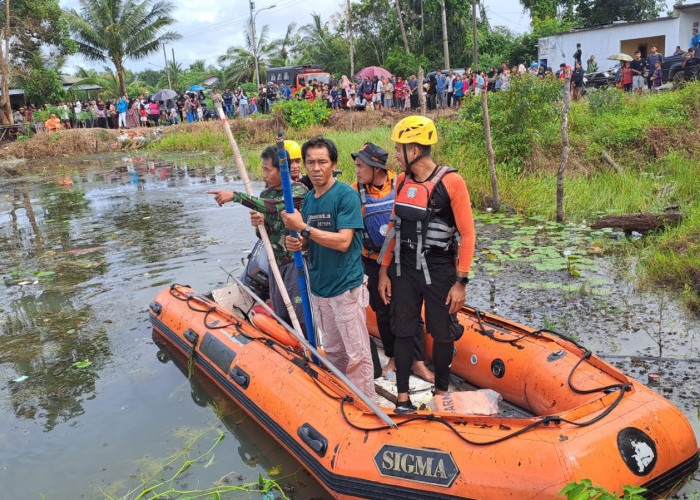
[{"xmin": 149, "ymin": 284, "xmax": 699, "ymax": 499}]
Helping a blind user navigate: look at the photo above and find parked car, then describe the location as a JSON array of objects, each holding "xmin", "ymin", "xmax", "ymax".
[{"xmin": 661, "ymin": 54, "xmax": 700, "ymax": 83}]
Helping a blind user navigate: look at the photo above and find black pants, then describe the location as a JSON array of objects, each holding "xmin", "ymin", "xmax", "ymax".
[
  {"xmin": 363, "ymin": 256, "xmax": 425, "ymax": 361},
  {"xmin": 389, "ymin": 255, "xmax": 458, "ymax": 392}
]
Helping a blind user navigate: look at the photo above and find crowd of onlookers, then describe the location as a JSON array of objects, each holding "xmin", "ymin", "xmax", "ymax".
[{"xmin": 5, "ymin": 32, "xmax": 700, "ymax": 141}]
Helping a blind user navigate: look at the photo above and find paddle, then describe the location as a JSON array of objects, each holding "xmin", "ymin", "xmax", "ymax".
[
  {"xmin": 276, "ymin": 132, "xmax": 319, "ymax": 363},
  {"xmin": 211, "ymin": 103, "xmax": 307, "ymax": 348}
]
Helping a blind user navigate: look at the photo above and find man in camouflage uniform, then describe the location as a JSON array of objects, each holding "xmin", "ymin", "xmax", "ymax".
[{"xmin": 207, "ymin": 145, "xmax": 309, "ymax": 335}]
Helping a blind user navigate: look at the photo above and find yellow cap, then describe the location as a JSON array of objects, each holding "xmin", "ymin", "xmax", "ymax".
[
  {"xmin": 284, "ymin": 140, "xmax": 302, "ymax": 160},
  {"xmin": 391, "ymin": 116, "xmax": 438, "ymax": 145}
]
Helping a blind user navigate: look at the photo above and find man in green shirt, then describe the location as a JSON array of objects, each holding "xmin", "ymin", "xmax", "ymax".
[
  {"xmin": 207, "ymin": 145, "xmax": 308, "ymax": 334},
  {"xmin": 281, "ymin": 137, "xmax": 376, "ymax": 400}
]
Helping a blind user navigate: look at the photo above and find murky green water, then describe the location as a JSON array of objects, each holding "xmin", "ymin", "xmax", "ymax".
[{"xmin": 0, "ymin": 154, "xmax": 698, "ymax": 498}]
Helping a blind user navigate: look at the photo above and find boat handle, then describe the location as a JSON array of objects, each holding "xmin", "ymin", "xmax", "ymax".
[
  {"xmin": 298, "ymin": 423, "xmax": 327, "ymax": 457},
  {"xmin": 149, "ymin": 302, "xmax": 162, "ymax": 315},
  {"xmin": 229, "ymin": 366, "xmax": 250, "ymax": 389}
]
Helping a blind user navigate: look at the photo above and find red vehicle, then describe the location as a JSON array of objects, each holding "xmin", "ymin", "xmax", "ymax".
[{"xmin": 266, "ymin": 65, "xmax": 332, "ymax": 93}]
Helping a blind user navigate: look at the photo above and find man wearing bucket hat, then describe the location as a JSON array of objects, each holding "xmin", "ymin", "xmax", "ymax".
[
  {"xmin": 351, "ymin": 143, "xmax": 435, "ymax": 383},
  {"xmin": 378, "ymin": 116, "xmax": 475, "ymax": 414}
]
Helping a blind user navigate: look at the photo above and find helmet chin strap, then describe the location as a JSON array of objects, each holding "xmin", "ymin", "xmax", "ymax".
[{"xmin": 403, "ymin": 143, "xmax": 431, "ymax": 176}]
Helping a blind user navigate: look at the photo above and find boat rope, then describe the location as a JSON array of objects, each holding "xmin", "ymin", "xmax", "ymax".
[
  {"xmin": 568, "ymin": 350, "xmax": 631, "ymax": 395},
  {"xmin": 473, "ymin": 309, "xmax": 528, "ymax": 348},
  {"xmin": 339, "ymin": 379, "xmax": 629, "ymax": 446}
]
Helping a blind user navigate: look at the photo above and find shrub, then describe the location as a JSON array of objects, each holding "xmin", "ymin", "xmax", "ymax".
[
  {"xmin": 587, "ymin": 87, "xmax": 624, "ymax": 114},
  {"xmin": 448, "ymin": 74, "xmax": 563, "ymax": 173},
  {"xmin": 272, "ymin": 99, "xmax": 332, "ymax": 129}
]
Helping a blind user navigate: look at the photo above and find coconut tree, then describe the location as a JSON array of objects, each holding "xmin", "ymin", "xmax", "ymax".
[
  {"xmin": 65, "ymin": 0, "xmax": 181, "ymax": 96},
  {"xmin": 218, "ymin": 24, "xmax": 277, "ymax": 87}
]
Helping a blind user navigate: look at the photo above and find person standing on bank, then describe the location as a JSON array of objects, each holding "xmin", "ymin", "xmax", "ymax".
[
  {"xmin": 351, "ymin": 143, "xmax": 435, "ymax": 383},
  {"xmin": 207, "ymin": 146, "xmax": 309, "ymax": 336},
  {"xmin": 281, "ymin": 137, "xmax": 376, "ymax": 400},
  {"xmin": 378, "ymin": 116, "xmax": 475, "ymax": 414}
]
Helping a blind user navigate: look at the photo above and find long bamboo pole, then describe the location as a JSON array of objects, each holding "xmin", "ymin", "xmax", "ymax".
[{"xmin": 213, "ymin": 103, "xmax": 306, "ymax": 342}]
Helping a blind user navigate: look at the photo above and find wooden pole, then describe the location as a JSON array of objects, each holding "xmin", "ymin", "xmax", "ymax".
[
  {"xmin": 481, "ymin": 89, "xmax": 499, "ymax": 210},
  {"xmin": 557, "ymin": 69, "xmax": 571, "ymax": 223}
]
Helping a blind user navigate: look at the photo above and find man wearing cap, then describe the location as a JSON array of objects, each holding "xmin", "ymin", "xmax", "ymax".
[
  {"xmin": 378, "ymin": 116, "xmax": 475, "ymax": 414},
  {"xmin": 351, "ymin": 143, "xmax": 435, "ymax": 383}
]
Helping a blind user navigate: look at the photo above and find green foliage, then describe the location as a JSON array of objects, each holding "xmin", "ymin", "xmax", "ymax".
[
  {"xmin": 587, "ymin": 87, "xmax": 624, "ymax": 114},
  {"xmin": 559, "ymin": 479, "xmax": 646, "ymax": 499},
  {"xmin": 240, "ymin": 82, "xmax": 258, "ymax": 95},
  {"xmin": 384, "ymin": 49, "xmax": 432, "ymax": 78},
  {"xmin": 16, "ymin": 64, "xmax": 66, "ymax": 105},
  {"xmin": 507, "ymin": 16, "xmax": 577, "ymax": 65},
  {"xmin": 0, "ymin": 0, "xmax": 76, "ymax": 63},
  {"xmin": 272, "ymin": 98, "xmax": 331, "ymax": 128},
  {"xmin": 448, "ymin": 73, "xmax": 563, "ymax": 173}
]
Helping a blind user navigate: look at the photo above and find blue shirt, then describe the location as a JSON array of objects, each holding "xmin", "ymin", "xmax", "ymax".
[
  {"xmin": 302, "ymin": 181, "xmax": 364, "ymax": 298},
  {"xmin": 436, "ymin": 75, "xmax": 445, "ymax": 93},
  {"xmin": 691, "ymin": 34, "xmax": 700, "ymax": 50},
  {"xmin": 116, "ymin": 98, "xmax": 127, "ymax": 113}
]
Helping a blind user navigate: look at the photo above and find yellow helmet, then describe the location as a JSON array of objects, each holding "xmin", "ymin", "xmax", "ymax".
[
  {"xmin": 284, "ymin": 140, "xmax": 302, "ymax": 160},
  {"xmin": 391, "ymin": 116, "xmax": 438, "ymax": 145}
]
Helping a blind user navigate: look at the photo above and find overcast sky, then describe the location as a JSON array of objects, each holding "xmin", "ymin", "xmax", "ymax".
[{"xmin": 59, "ymin": 0, "xmax": 534, "ymax": 75}]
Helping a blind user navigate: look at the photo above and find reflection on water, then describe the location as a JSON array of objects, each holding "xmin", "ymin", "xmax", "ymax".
[{"xmin": 0, "ymin": 153, "xmax": 298, "ymax": 499}]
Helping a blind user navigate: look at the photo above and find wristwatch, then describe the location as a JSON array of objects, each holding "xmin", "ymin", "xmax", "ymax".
[
  {"xmin": 455, "ymin": 276, "xmax": 469, "ymax": 285},
  {"xmin": 300, "ymin": 224, "xmax": 311, "ymax": 239}
]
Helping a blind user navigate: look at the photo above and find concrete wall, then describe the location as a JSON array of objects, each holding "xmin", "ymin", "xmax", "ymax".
[{"xmin": 538, "ymin": 17, "xmax": 679, "ymax": 72}]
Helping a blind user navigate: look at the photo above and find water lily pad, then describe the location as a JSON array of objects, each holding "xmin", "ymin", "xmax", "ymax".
[
  {"xmin": 66, "ymin": 329, "xmax": 76, "ymax": 335},
  {"xmin": 72, "ymin": 360, "xmax": 92, "ymax": 369}
]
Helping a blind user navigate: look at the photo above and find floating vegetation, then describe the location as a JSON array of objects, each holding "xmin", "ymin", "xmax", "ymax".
[
  {"xmin": 473, "ymin": 213, "xmax": 615, "ymax": 281},
  {"xmin": 104, "ymin": 426, "xmax": 291, "ymax": 500}
]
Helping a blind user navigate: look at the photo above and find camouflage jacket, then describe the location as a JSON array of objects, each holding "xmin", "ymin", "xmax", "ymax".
[{"xmin": 233, "ymin": 182, "xmax": 308, "ymax": 266}]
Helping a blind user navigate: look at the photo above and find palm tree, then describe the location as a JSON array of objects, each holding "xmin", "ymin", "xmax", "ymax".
[
  {"xmin": 268, "ymin": 22, "xmax": 298, "ymax": 68},
  {"xmin": 66, "ymin": 0, "xmax": 181, "ymax": 96},
  {"xmin": 218, "ymin": 24, "xmax": 277, "ymax": 87}
]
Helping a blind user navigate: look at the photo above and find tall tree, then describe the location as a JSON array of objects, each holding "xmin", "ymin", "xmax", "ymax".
[
  {"xmin": 395, "ymin": 0, "xmax": 411, "ymax": 54},
  {"xmin": 0, "ymin": 0, "xmax": 75, "ymax": 123},
  {"xmin": 218, "ymin": 24, "xmax": 277, "ymax": 86},
  {"xmin": 574, "ymin": 0, "xmax": 665, "ymax": 27},
  {"xmin": 66, "ymin": 0, "xmax": 181, "ymax": 96}
]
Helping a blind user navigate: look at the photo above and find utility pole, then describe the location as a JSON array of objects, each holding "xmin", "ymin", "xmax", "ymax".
[
  {"xmin": 347, "ymin": 0, "xmax": 354, "ymax": 78},
  {"xmin": 250, "ymin": 0, "xmax": 259, "ymax": 88},
  {"xmin": 440, "ymin": 0, "xmax": 449, "ymax": 69},
  {"xmin": 471, "ymin": 0, "xmax": 478, "ymax": 70},
  {"xmin": 162, "ymin": 44, "xmax": 172, "ymax": 89}
]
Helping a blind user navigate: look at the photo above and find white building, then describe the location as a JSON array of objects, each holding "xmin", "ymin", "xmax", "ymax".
[{"xmin": 537, "ymin": 2, "xmax": 700, "ymax": 70}]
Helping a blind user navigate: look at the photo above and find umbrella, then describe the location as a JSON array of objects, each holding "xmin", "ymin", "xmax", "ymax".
[
  {"xmin": 607, "ymin": 53, "xmax": 633, "ymax": 62},
  {"xmin": 353, "ymin": 66, "xmax": 392, "ymax": 80},
  {"xmin": 187, "ymin": 85, "xmax": 205, "ymax": 91},
  {"xmin": 152, "ymin": 89, "xmax": 177, "ymax": 101}
]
